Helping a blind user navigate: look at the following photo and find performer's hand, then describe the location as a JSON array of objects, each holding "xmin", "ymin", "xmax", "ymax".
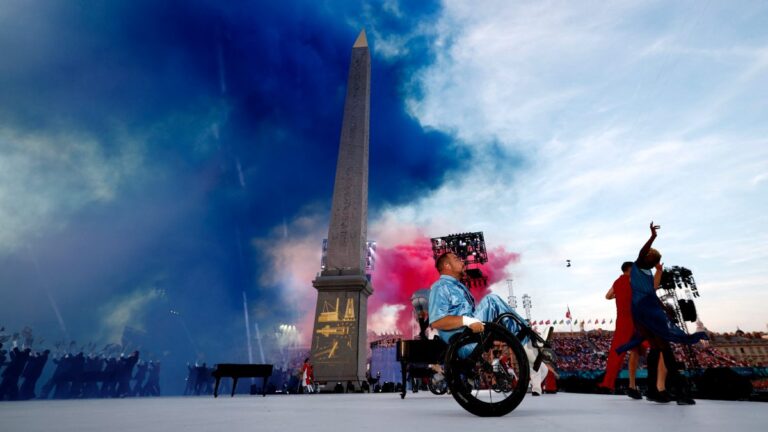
[
  {"xmin": 655, "ymin": 262, "xmax": 663, "ymax": 272},
  {"xmin": 461, "ymin": 316, "xmax": 484, "ymax": 333},
  {"xmin": 468, "ymin": 322, "xmax": 485, "ymax": 333},
  {"xmin": 650, "ymin": 221, "xmax": 660, "ymax": 236}
]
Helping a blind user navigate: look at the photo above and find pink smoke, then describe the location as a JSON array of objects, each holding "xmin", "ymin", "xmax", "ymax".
[{"xmin": 369, "ymin": 237, "xmax": 520, "ymax": 336}]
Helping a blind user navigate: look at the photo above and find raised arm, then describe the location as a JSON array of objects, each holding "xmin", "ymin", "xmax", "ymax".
[
  {"xmin": 654, "ymin": 262, "xmax": 663, "ymax": 290},
  {"xmin": 637, "ymin": 221, "xmax": 659, "ymax": 262}
]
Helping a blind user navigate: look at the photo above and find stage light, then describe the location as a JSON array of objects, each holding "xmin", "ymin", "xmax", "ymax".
[
  {"xmin": 431, "ymin": 231, "xmax": 489, "ymax": 289},
  {"xmin": 522, "ymin": 294, "xmax": 532, "ymax": 322},
  {"xmin": 430, "ymin": 232, "xmax": 488, "ymax": 265},
  {"xmin": 658, "ymin": 265, "xmax": 703, "ymax": 368}
]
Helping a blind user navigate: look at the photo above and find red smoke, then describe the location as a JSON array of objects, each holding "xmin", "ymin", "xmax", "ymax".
[{"xmin": 369, "ymin": 236, "xmax": 520, "ymax": 336}]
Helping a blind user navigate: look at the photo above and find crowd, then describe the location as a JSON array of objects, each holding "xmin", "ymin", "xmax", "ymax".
[
  {"xmin": 551, "ymin": 331, "xmax": 752, "ymax": 372},
  {"xmin": 0, "ymin": 327, "xmax": 161, "ymax": 401},
  {"xmin": 0, "ymin": 346, "xmax": 162, "ymax": 401},
  {"xmin": 183, "ymin": 363, "xmax": 216, "ymax": 396},
  {"xmin": 670, "ymin": 344, "xmax": 749, "ymax": 369},
  {"xmin": 551, "ymin": 333, "xmax": 611, "ymax": 371}
]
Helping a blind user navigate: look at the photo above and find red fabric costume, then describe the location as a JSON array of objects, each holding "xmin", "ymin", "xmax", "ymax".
[
  {"xmin": 599, "ymin": 274, "xmax": 635, "ymax": 390},
  {"xmin": 301, "ymin": 362, "xmax": 314, "ymax": 386},
  {"xmin": 543, "ymin": 368, "xmax": 558, "ymax": 393}
]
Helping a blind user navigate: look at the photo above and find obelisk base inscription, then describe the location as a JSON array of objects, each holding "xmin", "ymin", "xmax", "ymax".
[{"xmin": 310, "ymin": 275, "xmax": 372, "ymax": 385}]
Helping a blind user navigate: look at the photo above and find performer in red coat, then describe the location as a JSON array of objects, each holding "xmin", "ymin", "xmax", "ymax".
[
  {"xmin": 300, "ymin": 358, "xmax": 314, "ymax": 394},
  {"xmin": 598, "ymin": 261, "xmax": 643, "ymax": 399}
]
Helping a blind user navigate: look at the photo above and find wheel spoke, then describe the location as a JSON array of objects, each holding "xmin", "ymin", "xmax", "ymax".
[{"xmin": 446, "ymin": 323, "xmax": 532, "ymax": 416}]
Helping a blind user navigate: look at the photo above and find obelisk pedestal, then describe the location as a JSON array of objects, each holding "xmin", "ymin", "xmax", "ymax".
[{"xmin": 310, "ymin": 30, "xmax": 373, "ymax": 387}]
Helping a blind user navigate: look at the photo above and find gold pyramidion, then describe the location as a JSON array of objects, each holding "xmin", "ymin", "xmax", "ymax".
[{"xmin": 353, "ymin": 29, "xmax": 367, "ymax": 48}]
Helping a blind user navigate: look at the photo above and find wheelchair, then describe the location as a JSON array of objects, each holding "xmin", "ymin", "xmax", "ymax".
[{"xmin": 443, "ymin": 312, "xmax": 555, "ymax": 417}]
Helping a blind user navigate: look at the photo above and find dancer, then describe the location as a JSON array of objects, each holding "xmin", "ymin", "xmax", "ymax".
[
  {"xmin": 617, "ymin": 222, "xmax": 708, "ymax": 404},
  {"xmin": 598, "ymin": 261, "xmax": 643, "ymax": 399}
]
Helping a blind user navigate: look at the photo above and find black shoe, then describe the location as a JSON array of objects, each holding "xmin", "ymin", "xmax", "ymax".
[
  {"xmin": 647, "ymin": 390, "xmax": 671, "ymax": 403},
  {"xmin": 676, "ymin": 396, "xmax": 696, "ymax": 405},
  {"xmin": 532, "ymin": 391, "xmax": 540, "ymax": 396},
  {"xmin": 595, "ymin": 385, "xmax": 612, "ymax": 395},
  {"xmin": 626, "ymin": 387, "xmax": 642, "ymax": 400}
]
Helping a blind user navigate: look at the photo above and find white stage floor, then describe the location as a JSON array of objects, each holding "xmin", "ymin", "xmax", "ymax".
[{"xmin": 2, "ymin": 392, "xmax": 766, "ymax": 432}]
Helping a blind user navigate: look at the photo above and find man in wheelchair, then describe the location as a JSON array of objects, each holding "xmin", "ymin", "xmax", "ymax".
[{"xmin": 428, "ymin": 252, "xmax": 550, "ymax": 396}]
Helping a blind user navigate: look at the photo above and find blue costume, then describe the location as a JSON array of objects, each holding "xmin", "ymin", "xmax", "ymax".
[
  {"xmin": 617, "ymin": 263, "xmax": 707, "ymax": 353},
  {"xmin": 428, "ymin": 275, "xmax": 529, "ymax": 358}
]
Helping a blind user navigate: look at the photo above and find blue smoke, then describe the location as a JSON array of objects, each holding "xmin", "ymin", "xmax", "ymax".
[{"xmin": 0, "ymin": 0, "xmax": 461, "ymax": 393}]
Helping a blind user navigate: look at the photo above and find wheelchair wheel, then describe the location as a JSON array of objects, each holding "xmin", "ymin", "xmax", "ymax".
[
  {"xmin": 428, "ymin": 372, "xmax": 448, "ymax": 395},
  {"xmin": 444, "ymin": 323, "xmax": 530, "ymax": 417}
]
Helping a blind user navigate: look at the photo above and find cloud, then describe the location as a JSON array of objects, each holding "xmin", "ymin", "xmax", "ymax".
[
  {"xmin": 0, "ymin": 0, "xmax": 462, "ymax": 372},
  {"xmin": 0, "ymin": 127, "xmax": 144, "ymax": 254},
  {"xmin": 369, "ymin": 304, "xmax": 406, "ymax": 334},
  {"xmin": 254, "ymin": 211, "xmax": 327, "ymax": 339},
  {"xmin": 99, "ymin": 283, "xmax": 164, "ymax": 343},
  {"xmin": 386, "ymin": 0, "xmax": 768, "ymax": 331}
]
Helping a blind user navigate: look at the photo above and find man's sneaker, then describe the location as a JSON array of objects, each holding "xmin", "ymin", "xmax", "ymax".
[
  {"xmin": 676, "ymin": 395, "xmax": 696, "ymax": 405},
  {"xmin": 532, "ymin": 391, "xmax": 541, "ymax": 396},
  {"xmin": 626, "ymin": 387, "xmax": 642, "ymax": 400},
  {"xmin": 647, "ymin": 389, "xmax": 671, "ymax": 403}
]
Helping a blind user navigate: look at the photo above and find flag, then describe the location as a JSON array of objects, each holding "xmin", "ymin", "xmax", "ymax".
[
  {"xmin": 545, "ymin": 320, "xmax": 551, "ymax": 325},
  {"xmin": 610, "ymin": 319, "xmax": 613, "ymax": 324},
  {"xmin": 559, "ymin": 319, "xmax": 564, "ymax": 324},
  {"xmin": 588, "ymin": 320, "xmax": 592, "ymax": 324},
  {"xmin": 566, "ymin": 320, "xmax": 571, "ymax": 325},
  {"xmin": 566, "ymin": 306, "xmax": 571, "ymax": 319},
  {"xmin": 601, "ymin": 319, "xmax": 606, "ymax": 324}
]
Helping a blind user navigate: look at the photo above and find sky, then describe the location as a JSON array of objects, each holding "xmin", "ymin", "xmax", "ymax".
[{"xmin": 1, "ymin": 0, "xmax": 767, "ymax": 391}]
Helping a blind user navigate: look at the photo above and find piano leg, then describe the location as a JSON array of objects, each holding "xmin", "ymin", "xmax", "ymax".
[
  {"xmin": 231, "ymin": 377, "xmax": 238, "ymax": 397},
  {"xmin": 400, "ymin": 361, "xmax": 407, "ymax": 399},
  {"xmin": 214, "ymin": 377, "xmax": 221, "ymax": 398}
]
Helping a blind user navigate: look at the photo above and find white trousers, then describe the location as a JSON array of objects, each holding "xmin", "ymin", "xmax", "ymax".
[{"xmin": 524, "ymin": 342, "xmax": 549, "ymax": 393}]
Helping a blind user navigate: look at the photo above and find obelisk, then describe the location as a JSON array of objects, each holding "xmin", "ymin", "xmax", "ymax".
[{"xmin": 310, "ymin": 29, "xmax": 373, "ymax": 387}]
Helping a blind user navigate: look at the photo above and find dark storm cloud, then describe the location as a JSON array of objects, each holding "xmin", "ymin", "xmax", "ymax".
[{"xmin": 0, "ymin": 0, "xmax": 458, "ymax": 391}]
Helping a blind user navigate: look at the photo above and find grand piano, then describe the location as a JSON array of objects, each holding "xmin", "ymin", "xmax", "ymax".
[{"xmin": 211, "ymin": 363, "xmax": 273, "ymax": 397}]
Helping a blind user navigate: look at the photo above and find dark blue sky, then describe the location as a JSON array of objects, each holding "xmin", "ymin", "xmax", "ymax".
[{"xmin": 0, "ymin": 0, "xmax": 465, "ymax": 390}]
